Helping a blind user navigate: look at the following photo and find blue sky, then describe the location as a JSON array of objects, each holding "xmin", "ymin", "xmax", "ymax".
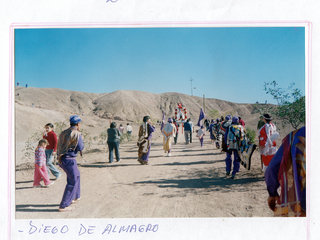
[{"xmin": 15, "ymin": 27, "xmax": 305, "ymax": 104}]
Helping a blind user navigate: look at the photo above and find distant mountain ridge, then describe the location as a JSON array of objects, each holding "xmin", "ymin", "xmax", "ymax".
[{"xmin": 15, "ymin": 87, "xmax": 257, "ymax": 122}]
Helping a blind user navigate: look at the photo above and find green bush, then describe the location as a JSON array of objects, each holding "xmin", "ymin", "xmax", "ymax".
[{"xmin": 246, "ymin": 127, "xmax": 256, "ymax": 144}]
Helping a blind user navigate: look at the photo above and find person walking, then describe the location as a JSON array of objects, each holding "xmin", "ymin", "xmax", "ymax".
[
  {"xmin": 209, "ymin": 119, "xmax": 216, "ymax": 144},
  {"xmin": 189, "ymin": 118, "xmax": 194, "ymax": 143},
  {"xmin": 183, "ymin": 119, "xmax": 192, "ymax": 144},
  {"xmin": 226, "ymin": 116, "xmax": 246, "ymax": 179},
  {"xmin": 239, "ymin": 117, "xmax": 245, "ymax": 127},
  {"xmin": 220, "ymin": 115, "xmax": 232, "ymax": 152},
  {"xmin": 43, "ymin": 123, "xmax": 62, "ymax": 180},
  {"xmin": 118, "ymin": 124, "xmax": 124, "ymax": 134},
  {"xmin": 162, "ymin": 118, "xmax": 176, "ymax": 156},
  {"xmin": 57, "ymin": 115, "xmax": 84, "ymax": 212},
  {"xmin": 197, "ymin": 125, "xmax": 206, "ymax": 147},
  {"xmin": 33, "ymin": 139, "xmax": 54, "ymax": 188},
  {"xmin": 265, "ymin": 126, "xmax": 305, "ymax": 217},
  {"xmin": 137, "ymin": 116, "xmax": 155, "ymax": 165},
  {"xmin": 259, "ymin": 113, "xmax": 279, "ymax": 171},
  {"xmin": 214, "ymin": 119, "xmax": 222, "ymax": 149},
  {"xmin": 126, "ymin": 123, "xmax": 133, "ymax": 140},
  {"xmin": 107, "ymin": 122, "xmax": 121, "ymax": 163},
  {"xmin": 173, "ymin": 119, "xmax": 180, "ymax": 144}
]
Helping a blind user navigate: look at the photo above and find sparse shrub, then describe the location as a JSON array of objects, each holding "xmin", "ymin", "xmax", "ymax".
[
  {"xmin": 246, "ymin": 127, "xmax": 256, "ymax": 144},
  {"xmin": 54, "ymin": 120, "xmax": 69, "ymax": 136},
  {"xmin": 126, "ymin": 133, "xmax": 136, "ymax": 142},
  {"xmin": 208, "ymin": 109, "xmax": 219, "ymax": 119},
  {"xmin": 21, "ymin": 132, "xmax": 42, "ymax": 162},
  {"xmin": 99, "ymin": 129, "xmax": 108, "ymax": 145},
  {"xmin": 119, "ymin": 133, "xmax": 136, "ymax": 143},
  {"xmin": 81, "ymin": 129, "xmax": 92, "ymax": 150}
]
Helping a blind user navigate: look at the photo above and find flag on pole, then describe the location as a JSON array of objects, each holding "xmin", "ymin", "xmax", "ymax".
[
  {"xmin": 160, "ymin": 112, "xmax": 165, "ymax": 131},
  {"xmin": 197, "ymin": 108, "xmax": 206, "ymax": 127}
]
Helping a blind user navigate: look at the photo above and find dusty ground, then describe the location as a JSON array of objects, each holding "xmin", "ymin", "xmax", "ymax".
[{"xmin": 15, "ymin": 132, "xmax": 273, "ymax": 219}]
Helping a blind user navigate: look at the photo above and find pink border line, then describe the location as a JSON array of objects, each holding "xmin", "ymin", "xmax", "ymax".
[
  {"xmin": 8, "ymin": 24, "xmax": 14, "ymax": 240},
  {"xmin": 306, "ymin": 21, "xmax": 312, "ymax": 240},
  {"xmin": 8, "ymin": 21, "xmax": 311, "ymax": 240},
  {"xmin": 10, "ymin": 20, "xmax": 310, "ymax": 28}
]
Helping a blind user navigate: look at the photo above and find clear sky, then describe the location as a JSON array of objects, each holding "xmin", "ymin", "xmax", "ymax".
[{"xmin": 14, "ymin": 27, "xmax": 305, "ymax": 104}]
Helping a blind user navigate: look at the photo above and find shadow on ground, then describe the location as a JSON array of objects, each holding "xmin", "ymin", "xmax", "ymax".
[
  {"xmin": 133, "ymin": 167, "xmax": 265, "ymax": 196},
  {"xmin": 16, "ymin": 204, "xmax": 60, "ymax": 212}
]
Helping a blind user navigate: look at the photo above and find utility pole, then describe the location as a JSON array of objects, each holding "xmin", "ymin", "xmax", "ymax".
[
  {"xmin": 203, "ymin": 94, "xmax": 205, "ymax": 112},
  {"xmin": 190, "ymin": 78, "xmax": 193, "ymax": 96}
]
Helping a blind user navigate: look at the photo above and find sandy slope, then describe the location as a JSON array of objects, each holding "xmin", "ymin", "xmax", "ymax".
[{"xmin": 15, "ymin": 133, "xmax": 273, "ymax": 219}]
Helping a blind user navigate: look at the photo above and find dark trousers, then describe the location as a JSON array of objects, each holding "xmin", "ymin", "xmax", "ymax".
[
  {"xmin": 174, "ymin": 133, "xmax": 178, "ymax": 144},
  {"xmin": 108, "ymin": 142, "xmax": 120, "ymax": 163}
]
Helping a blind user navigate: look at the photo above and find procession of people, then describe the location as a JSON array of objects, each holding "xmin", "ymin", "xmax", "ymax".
[{"xmin": 29, "ymin": 105, "xmax": 305, "ymax": 217}]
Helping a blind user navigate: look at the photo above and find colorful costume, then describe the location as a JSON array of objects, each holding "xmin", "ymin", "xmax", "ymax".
[
  {"xmin": 33, "ymin": 146, "xmax": 52, "ymax": 187},
  {"xmin": 137, "ymin": 120, "xmax": 155, "ymax": 164},
  {"xmin": 226, "ymin": 117, "xmax": 245, "ymax": 178},
  {"xmin": 209, "ymin": 120, "xmax": 216, "ymax": 140},
  {"xmin": 57, "ymin": 116, "xmax": 84, "ymax": 209},
  {"xmin": 221, "ymin": 116, "xmax": 232, "ymax": 152},
  {"xmin": 259, "ymin": 122, "xmax": 279, "ymax": 169},
  {"xmin": 265, "ymin": 126, "xmax": 306, "ymax": 217},
  {"xmin": 214, "ymin": 119, "xmax": 221, "ymax": 149}
]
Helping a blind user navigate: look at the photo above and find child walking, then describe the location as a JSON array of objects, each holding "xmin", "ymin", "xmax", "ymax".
[
  {"xmin": 33, "ymin": 139, "xmax": 54, "ymax": 188},
  {"xmin": 197, "ymin": 126, "xmax": 206, "ymax": 147},
  {"xmin": 43, "ymin": 123, "xmax": 62, "ymax": 180}
]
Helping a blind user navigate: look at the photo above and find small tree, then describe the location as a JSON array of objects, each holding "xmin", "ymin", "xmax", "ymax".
[{"xmin": 264, "ymin": 81, "xmax": 305, "ymax": 130}]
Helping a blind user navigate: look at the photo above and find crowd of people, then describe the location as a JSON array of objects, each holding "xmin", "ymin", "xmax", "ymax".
[{"xmin": 31, "ymin": 112, "xmax": 305, "ymax": 216}]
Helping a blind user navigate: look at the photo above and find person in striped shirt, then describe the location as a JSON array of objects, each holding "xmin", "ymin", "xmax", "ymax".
[{"xmin": 33, "ymin": 139, "xmax": 54, "ymax": 188}]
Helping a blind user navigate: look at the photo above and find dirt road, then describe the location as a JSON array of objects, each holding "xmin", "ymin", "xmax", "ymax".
[{"xmin": 15, "ymin": 133, "xmax": 273, "ymax": 219}]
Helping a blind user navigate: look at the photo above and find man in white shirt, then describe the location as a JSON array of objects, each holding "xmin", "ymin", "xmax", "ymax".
[{"xmin": 126, "ymin": 123, "xmax": 133, "ymax": 141}]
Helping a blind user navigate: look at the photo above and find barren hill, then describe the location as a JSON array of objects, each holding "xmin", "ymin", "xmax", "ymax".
[
  {"xmin": 14, "ymin": 87, "xmax": 276, "ymax": 166},
  {"xmin": 15, "ymin": 87, "xmax": 258, "ymax": 123}
]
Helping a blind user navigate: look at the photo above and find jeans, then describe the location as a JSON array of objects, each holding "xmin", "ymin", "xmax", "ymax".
[
  {"xmin": 127, "ymin": 131, "xmax": 132, "ymax": 141},
  {"xmin": 45, "ymin": 149, "xmax": 61, "ymax": 178},
  {"xmin": 184, "ymin": 131, "xmax": 190, "ymax": 144},
  {"xmin": 108, "ymin": 142, "xmax": 120, "ymax": 162}
]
